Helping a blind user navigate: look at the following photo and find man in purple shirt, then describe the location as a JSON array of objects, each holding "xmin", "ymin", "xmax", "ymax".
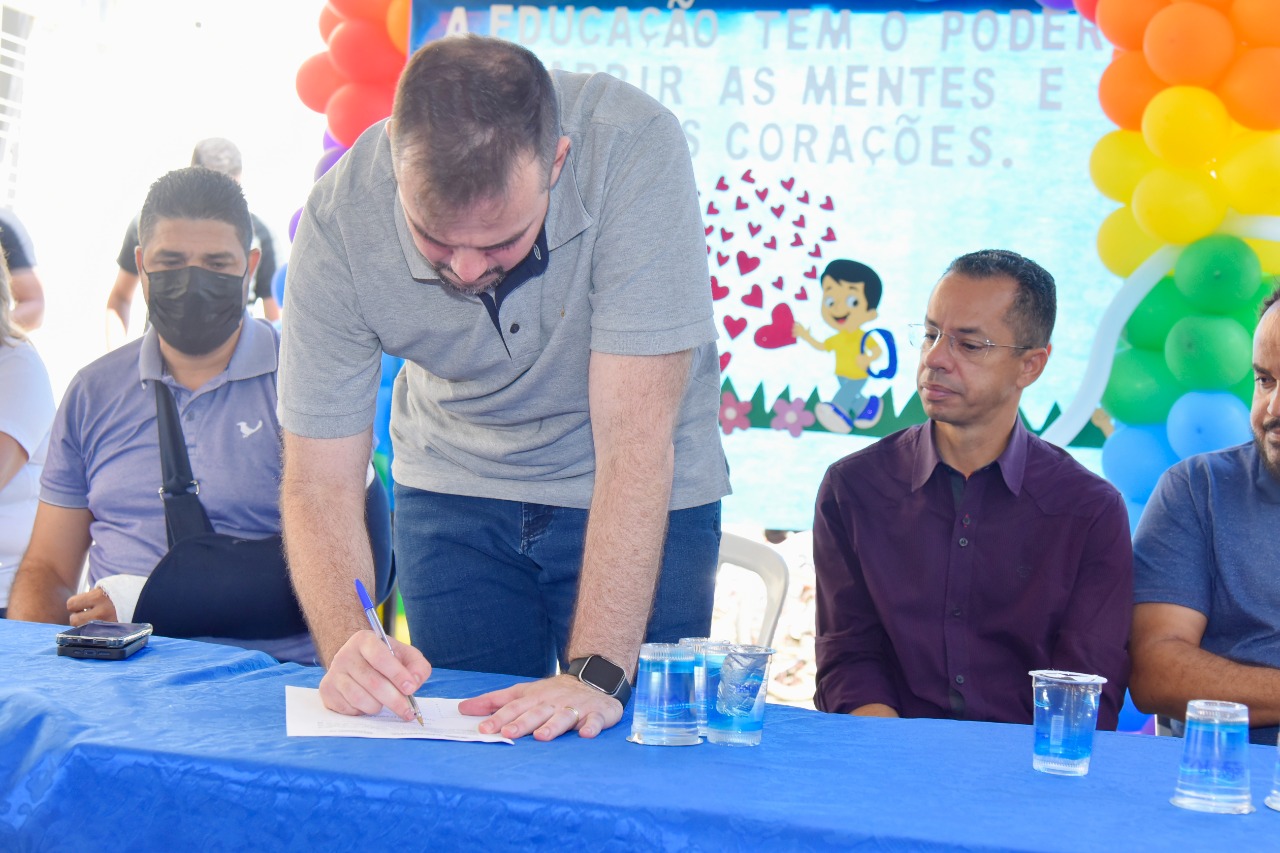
[{"xmin": 813, "ymin": 249, "xmax": 1132, "ymax": 728}]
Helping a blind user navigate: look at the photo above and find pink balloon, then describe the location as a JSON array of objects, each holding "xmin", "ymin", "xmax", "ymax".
[{"xmin": 1037, "ymin": 0, "xmax": 1077, "ymax": 9}]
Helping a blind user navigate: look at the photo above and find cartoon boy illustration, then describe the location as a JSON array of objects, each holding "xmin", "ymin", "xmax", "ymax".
[{"xmin": 793, "ymin": 259, "xmax": 885, "ymax": 433}]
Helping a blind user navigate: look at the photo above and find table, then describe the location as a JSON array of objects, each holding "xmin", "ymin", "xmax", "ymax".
[{"xmin": 3, "ymin": 619, "xmax": 1278, "ymax": 851}]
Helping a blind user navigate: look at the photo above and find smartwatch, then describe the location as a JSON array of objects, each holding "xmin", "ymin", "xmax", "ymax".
[{"xmin": 567, "ymin": 655, "xmax": 632, "ymax": 708}]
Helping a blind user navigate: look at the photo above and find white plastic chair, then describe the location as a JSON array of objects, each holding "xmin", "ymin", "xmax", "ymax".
[{"xmin": 716, "ymin": 532, "xmax": 790, "ymax": 648}]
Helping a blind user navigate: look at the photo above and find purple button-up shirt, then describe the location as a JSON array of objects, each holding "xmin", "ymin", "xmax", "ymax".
[{"xmin": 814, "ymin": 420, "xmax": 1132, "ymax": 728}]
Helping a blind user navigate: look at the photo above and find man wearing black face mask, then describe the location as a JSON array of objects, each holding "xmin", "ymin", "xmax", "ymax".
[{"xmin": 8, "ymin": 168, "xmax": 312, "ymax": 663}]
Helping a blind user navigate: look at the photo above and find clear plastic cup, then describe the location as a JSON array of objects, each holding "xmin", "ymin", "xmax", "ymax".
[
  {"xmin": 1029, "ymin": 670, "xmax": 1107, "ymax": 776},
  {"xmin": 627, "ymin": 643, "xmax": 700, "ymax": 746},
  {"xmin": 677, "ymin": 637, "xmax": 711, "ymax": 736},
  {"xmin": 1265, "ymin": 731, "xmax": 1280, "ymax": 812},
  {"xmin": 706, "ymin": 644, "xmax": 774, "ymax": 747},
  {"xmin": 1171, "ymin": 699, "xmax": 1254, "ymax": 814}
]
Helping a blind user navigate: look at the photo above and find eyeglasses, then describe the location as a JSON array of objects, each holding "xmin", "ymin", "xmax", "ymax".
[{"xmin": 907, "ymin": 324, "xmax": 1033, "ymax": 363}]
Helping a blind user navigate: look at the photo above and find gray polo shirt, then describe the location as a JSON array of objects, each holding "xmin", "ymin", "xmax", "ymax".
[
  {"xmin": 280, "ymin": 71, "xmax": 730, "ymax": 510},
  {"xmin": 41, "ymin": 316, "xmax": 283, "ymax": 585}
]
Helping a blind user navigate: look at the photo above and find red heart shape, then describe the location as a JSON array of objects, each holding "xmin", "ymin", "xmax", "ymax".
[
  {"xmin": 723, "ymin": 315, "xmax": 747, "ymax": 339},
  {"xmin": 715, "ymin": 176, "xmax": 729, "ymax": 191},
  {"xmin": 735, "ymin": 197, "xmax": 748, "ymax": 211},
  {"xmin": 711, "ymin": 276, "xmax": 729, "ymax": 300},
  {"xmin": 717, "ymin": 252, "xmax": 729, "ymax": 267},
  {"xmin": 704, "ymin": 224, "xmax": 713, "ymax": 236},
  {"xmin": 721, "ymin": 228, "xmax": 734, "ymax": 242},
  {"xmin": 742, "ymin": 284, "xmax": 763, "ymax": 308},
  {"xmin": 820, "ymin": 196, "xmax": 834, "ymax": 211},
  {"xmin": 770, "ymin": 204, "xmax": 785, "ymax": 219},
  {"xmin": 795, "ymin": 287, "xmax": 809, "ymax": 301},
  {"xmin": 803, "ymin": 266, "xmax": 817, "ymax": 279},
  {"xmin": 792, "ymin": 214, "xmax": 806, "ymax": 228},
  {"xmin": 798, "ymin": 191, "xmax": 810, "ymax": 204},
  {"xmin": 706, "ymin": 202, "xmax": 719, "ymax": 215},
  {"xmin": 755, "ymin": 188, "xmax": 768, "ymax": 202},
  {"xmin": 821, "ymin": 227, "xmax": 836, "ymax": 242},
  {"xmin": 753, "ymin": 303, "xmax": 797, "ymax": 349},
  {"xmin": 781, "ymin": 177, "xmax": 795, "ymax": 191},
  {"xmin": 771, "ymin": 276, "xmax": 784, "ymax": 290},
  {"xmin": 763, "ymin": 236, "xmax": 777, "ymax": 249},
  {"xmin": 748, "ymin": 222, "xmax": 762, "ymax": 237},
  {"xmin": 719, "ymin": 352, "xmax": 731, "ymax": 371},
  {"xmin": 736, "ymin": 251, "xmax": 761, "ymax": 275},
  {"xmin": 790, "ymin": 233, "xmax": 804, "ymax": 247},
  {"xmin": 741, "ymin": 169, "xmax": 755, "ymax": 184},
  {"xmin": 809, "ymin": 244, "xmax": 822, "ymax": 259}
]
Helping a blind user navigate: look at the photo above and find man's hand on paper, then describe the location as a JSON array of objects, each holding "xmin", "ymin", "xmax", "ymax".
[
  {"xmin": 319, "ymin": 630, "xmax": 432, "ymax": 723},
  {"xmin": 67, "ymin": 586, "xmax": 118, "ymax": 627},
  {"xmin": 458, "ymin": 674, "xmax": 623, "ymax": 741}
]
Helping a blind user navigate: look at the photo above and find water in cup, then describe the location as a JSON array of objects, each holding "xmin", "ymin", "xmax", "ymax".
[
  {"xmin": 628, "ymin": 643, "xmax": 700, "ymax": 746},
  {"xmin": 1171, "ymin": 699, "xmax": 1254, "ymax": 814},
  {"xmin": 1029, "ymin": 670, "xmax": 1106, "ymax": 776},
  {"xmin": 706, "ymin": 644, "xmax": 773, "ymax": 746}
]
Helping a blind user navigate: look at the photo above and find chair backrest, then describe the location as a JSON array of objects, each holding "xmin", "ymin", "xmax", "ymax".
[{"xmin": 717, "ymin": 532, "xmax": 789, "ymax": 648}]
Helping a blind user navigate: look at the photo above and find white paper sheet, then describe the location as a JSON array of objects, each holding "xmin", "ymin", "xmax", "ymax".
[{"xmin": 285, "ymin": 685, "xmax": 512, "ymax": 744}]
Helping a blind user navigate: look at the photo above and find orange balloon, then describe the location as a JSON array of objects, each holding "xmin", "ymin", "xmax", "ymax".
[
  {"xmin": 1218, "ymin": 48, "xmax": 1280, "ymax": 129},
  {"xmin": 320, "ymin": 4, "xmax": 343, "ymax": 43},
  {"xmin": 1231, "ymin": 0, "xmax": 1280, "ymax": 47},
  {"xmin": 1171, "ymin": 0, "xmax": 1231, "ymax": 11},
  {"xmin": 387, "ymin": 0, "xmax": 410, "ymax": 56},
  {"xmin": 329, "ymin": 0, "xmax": 393, "ymax": 24},
  {"xmin": 1143, "ymin": 4, "xmax": 1236, "ymax": 86},
  {"xmin": 1097, "ymin": 0, "xmax": 1170, "ymax": 51},
  {"xmin": 296, "ymin": 52, "xmax": 347, "ymax": 115},
  {"xmin": 1100, "ymin": 52, "xmax": 1166, "ymax": 130},
  {"xmin": 327, "ymin": 82, "xmax": 396, "ymax": 147}
]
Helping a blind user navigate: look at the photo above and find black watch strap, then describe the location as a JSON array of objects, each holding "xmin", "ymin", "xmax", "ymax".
[{"xmin": 567, "ymin": 655, "xmax": 632, "ymax": 707}]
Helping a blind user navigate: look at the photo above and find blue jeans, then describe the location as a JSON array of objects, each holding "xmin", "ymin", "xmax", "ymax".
[
  {"xmin": 832, "ymin": 376, "xmax": 869, "ymax": 418},
  {"xmin": 393, "ymin": 485, "xmax": 722, "ymax": 677}
]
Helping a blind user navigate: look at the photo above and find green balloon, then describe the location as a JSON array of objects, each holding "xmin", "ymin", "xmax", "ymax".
[
  {"xmin": 1124, "ymin": 276, "xmax": 1195, "ymax": 350},
  {"xmin": 1173, "ymin": 235, "xmax": 1262, "ymax": 314},
  {"xmin": 1103, "ymin": 347, "xmax": 1185, "ymax": 424},
  {"xmin": 1164, "ymin": 315, "xmax": 1253, "ymax": 389}
]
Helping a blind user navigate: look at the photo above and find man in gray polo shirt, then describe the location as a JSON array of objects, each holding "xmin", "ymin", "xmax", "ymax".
[
  {"xmin": 279, "ymin": 36, "xmax": 728, "ymax": 741},
  {"xmin": 1130, "ymin": 285, "xmax": 1280, "ymax": 744},
  {"xmin": 8, "ymin": 167, "xmax": 311, "ymax": 662}
]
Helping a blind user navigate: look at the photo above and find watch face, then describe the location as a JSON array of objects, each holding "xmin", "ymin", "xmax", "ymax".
[{"xmin": 579, "ymin": 655, "xmax": 625, "ymax": 693}]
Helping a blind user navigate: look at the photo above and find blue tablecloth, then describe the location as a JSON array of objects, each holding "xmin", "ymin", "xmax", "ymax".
[{"xmin": 3, "ymin": 619, "xmax": 1278, "ymax": 851}]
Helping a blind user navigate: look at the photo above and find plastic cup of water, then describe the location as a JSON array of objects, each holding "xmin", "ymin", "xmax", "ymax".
[
  {"xmin": 706, "ymin": 644, "xmax": 774, "ymax": 747},
  {"xmin": 1171, "ymin": 699, "xmax": 1254, "ymax": 814},
  {"xmin": 1265, "ymin": 731, "xmax": 1280, "ymax": 812},
  {"xmin": 627, "ymin": 643, "xmax": 700, "ymax": 746},
  {"xmin": 677, "ymin": 637, "xmax": 711, "ymax": 736},
  {"xmin": 1029, "ymin": 670, "xmax": 1107, "ymax": 776}
]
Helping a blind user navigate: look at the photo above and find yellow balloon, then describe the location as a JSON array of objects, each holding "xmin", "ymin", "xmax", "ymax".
[
  {"xmin": 387, "ymin": 0, "xmax": 410, "ymax": 56},
  {"xmin": 1142, "ymin": 86, "xmax": 1232, "ymax": 168},
  {"xmin": 1098, "ymin": 205, "xmax": 1165, "ymax": 277},
  {"xmin": 1090, "ymin": 130, "xmax": 1160, "ymax": 203},
  {"xmin": 1220, "ymin": 131, "xmax": 1280, "ymax": 215},
  {"xmin": 1131, "ymin": 166, "xmax": 1228, "ymax": 244},
  {"xmin": 1246, "ymin": 238, "xmax": 1280, "ymax": 274}
]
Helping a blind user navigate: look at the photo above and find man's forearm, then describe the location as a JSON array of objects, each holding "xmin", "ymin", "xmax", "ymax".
[
  {"xmin": 1132, "ymin": 637, "xmax": 1280, "ymax": 725},
  {"xmin": 8, "ymin": 558, "xmax": 76, "ymax": 624},
  {"xmin": 569, "ymin": 441, "xmax": 675, "ymax": 678}
]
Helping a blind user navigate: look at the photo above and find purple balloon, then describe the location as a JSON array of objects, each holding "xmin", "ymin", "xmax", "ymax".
[
  {"xmin": 289, "ymin": 206, "xmax": 303, "ymax": 243},
  {"xmin": 1036, "ymin": 0, "xmax": 1076, "ymax": 8},
  {"xmin": 314, "ymin": 145, "xmax": 348, "ymax": 181},
  {"xmin": 322, "ymin": 130, "xmax": 339, "ymax": 150}
]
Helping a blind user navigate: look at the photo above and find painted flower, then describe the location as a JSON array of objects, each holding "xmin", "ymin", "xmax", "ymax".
[
  {"xmin": 719, "ymin": 391, "xmax": 752, "ymax": 435},
  {"xmin": 771, "ymin": 397, "xmax": 815, "ymax": 438}
]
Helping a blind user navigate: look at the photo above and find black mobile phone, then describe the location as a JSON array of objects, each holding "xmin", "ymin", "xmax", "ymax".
[{"xmin": 56, "ymin": 621, "xmax": 153, "ymax": 660}]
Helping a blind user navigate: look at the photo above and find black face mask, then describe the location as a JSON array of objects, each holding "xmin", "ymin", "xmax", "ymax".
[{"xmin": 145, "ymin": 265, "xmax": 247, "ymax": 356}]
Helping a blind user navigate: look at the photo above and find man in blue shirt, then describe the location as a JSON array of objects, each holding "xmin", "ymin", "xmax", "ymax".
[
  {"xmin": 7, "ymin": 167, "xmax": 308, "ymax": 661},
  {"xmin": 1130, "ymin": 286, "xmax": 1280, "ymax": 744}
]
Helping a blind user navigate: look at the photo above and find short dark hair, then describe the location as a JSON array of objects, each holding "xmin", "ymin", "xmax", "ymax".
[
  {"xmin": 821, "ymin": 259, "xmax": 883, "ymax": 309},
  {"xmin": 945, "ymin": 249, "xmax": 1056, "ymax": 348},
  {"xmin": 190, "ymin": 137, "xmax": 242, "ymax": 178},
  {"xmin": 138, "ymin": 167, "xmax": 253, "ymax": 256},
  {"xmin": 389, "ymin": 35, "xmax": 560, "ymax": 218},
  {"xmin": 1262, "ymin": 280, "xmax": 1279, "ymax": 316}
]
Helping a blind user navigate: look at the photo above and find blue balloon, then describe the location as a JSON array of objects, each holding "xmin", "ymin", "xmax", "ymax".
[
  {"xmin": 1166, "ymin": 391, "xmax": 1252, "ymax": 460},
  {"xmin": 373, "ymin": 386, "xmax": 394, "ymax": 456},
  {"xmin": 1101, "ymin": 423, "xmax": 1179, "ymax": 505},
  {"xmin": 379, "ymin": 353, "xmax": 404, "ymax": 389},
  {"xmin": 314, "ymin": 145, "xmax": 347, "ymax": 181},
  {"xmin": 271, "ymin": 261, "xmax": 288, "ymax": 306},
  {"xmin": 1125, "ymin": 498, "xmax": 1145, "ymax": 537},
  {"xmin": 1117, "ymin": 689, "xmax": 1153, "ymax": 734}
]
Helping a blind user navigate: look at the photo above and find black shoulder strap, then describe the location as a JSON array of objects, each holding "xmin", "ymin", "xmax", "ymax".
[{"xmin": 154, "ymin": 380, "xmax": 214, "ymax": 547}]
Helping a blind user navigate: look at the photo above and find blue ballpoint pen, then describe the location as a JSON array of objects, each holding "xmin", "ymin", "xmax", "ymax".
[{"xmin": 355, "ymin": 578, "xmax": 424, "ymax": 727}]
